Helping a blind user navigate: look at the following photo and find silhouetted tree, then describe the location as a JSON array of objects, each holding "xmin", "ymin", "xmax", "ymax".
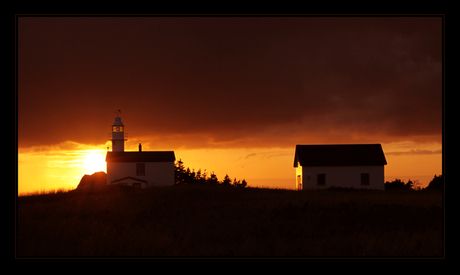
[
  {"xmin": 208, "ymin": 172, "xmax": 218, "ymax": 185},
  {"xmin": 189, "ymin": 169, "xmax": 196, "ymax": 183},
  {"xmin": 384, "ymin": 178, "xmax": 413, "ymax": 190},
  {"xmin": 174, "ymin": 160, "xmax": 247, "ymax": 188},
  {"xmin": 411, "ymin": 179, "xmax": 422, "ymax": 190},
  {"xmin": 195, "ymin": 169, "xmax": 202, "ymax": 182},
  {"xmin": 222, "ymin": 174, "xmax": 231, "ymax": 186},
  {"xmin": 426, "ymin": 174, "xmax": 443, "ymax": 190},
  {"xmin": 405, "ymin": 179, "xmax": 414, "ymax": 190},
  {"xmin": 232, "ymin": 178, "xmax": 247, "ymax": 188},
  {"xmin": 175, "ymin": 159, "xmax": 187, "ymax": 185},
  {"xmin": 201, "ymin": 169, "xmax": 208, "ymax": 184}
]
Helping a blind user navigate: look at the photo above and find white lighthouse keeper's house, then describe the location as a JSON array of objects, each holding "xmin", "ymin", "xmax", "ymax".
[{"xmin": 106, "ymin": 112, "xmax": 176, "ymax": 188}]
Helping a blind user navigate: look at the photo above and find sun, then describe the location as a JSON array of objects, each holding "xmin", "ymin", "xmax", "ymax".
[{"xmin": 82, "ymin": 150, "xmax": 107, "ymax": 175}]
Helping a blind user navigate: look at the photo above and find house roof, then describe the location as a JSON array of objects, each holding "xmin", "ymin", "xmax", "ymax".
[
  {"xmin": 294, "ymin": 144, "xmax": 387, "ymax": 167},
  {"xmin": 106, "ymin": 151, "xmax": 175, "ymax": 163}
]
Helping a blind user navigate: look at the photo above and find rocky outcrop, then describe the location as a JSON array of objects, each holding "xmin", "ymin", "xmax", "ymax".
[{"xmin": 76, "ymin": 171, "xmax": 107, "ymax": 190}]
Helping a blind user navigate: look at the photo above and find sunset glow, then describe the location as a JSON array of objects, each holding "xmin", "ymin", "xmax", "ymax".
[
  {"xmin": 18, "ymin": 143, "xmax": 109, "ymax": 194},
  {"xmin": 17, "ymin": 140, "xmax": 441, "ymax": 194},
  {"xmin": 17, "ymin": 16, "xmax": 443, "ymax": 194},
  {"xmin": 82, "ymin": 150, "xmax": 107, "ymax": 175}
]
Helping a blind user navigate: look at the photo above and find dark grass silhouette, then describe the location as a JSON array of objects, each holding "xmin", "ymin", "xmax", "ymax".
[{"xmin": 17, "ymin": 185, "xmax": 442, "ymax": 257}]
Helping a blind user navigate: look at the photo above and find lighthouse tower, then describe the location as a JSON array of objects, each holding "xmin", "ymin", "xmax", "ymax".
[
  {"xmin": 106, "ymin": 111, "xmax": 176, "ymax": 188},
  {"xmin": 109, "ymin": 111, "xmax": 127, "ymax": 152}
]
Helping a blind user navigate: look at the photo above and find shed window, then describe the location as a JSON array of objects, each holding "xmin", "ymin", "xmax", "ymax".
[
  {"xmin": 136, "ymin": 163, "xmax": 145, "ymax": 176},
  {"xmin": 361, "ymin": 173, "xmax": 370, "ymax": 185},
  {"xmin": 317, "ymin": 174, "xmax": 326, "ymax": 186}
]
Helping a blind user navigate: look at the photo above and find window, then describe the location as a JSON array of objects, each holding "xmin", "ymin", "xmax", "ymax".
[
  {"xmin": 136, "ymin": 163, "xmax": 145, "ymax": 176},
  {"xmin": 361, "ymin": 173, "xmax": 370, "ymax": 185},
  {"xmin": 112, "ymin": 126, "xmax": 124, "ymax": 132},
  {"xmin": 317, "ymin": 174, "xmax": 326, "ymax": 186}
]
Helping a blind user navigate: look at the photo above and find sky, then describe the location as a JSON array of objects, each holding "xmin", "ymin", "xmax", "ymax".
[{"xmin": 17, "ymin": 16, "xmax": 443, "ymax": 193}]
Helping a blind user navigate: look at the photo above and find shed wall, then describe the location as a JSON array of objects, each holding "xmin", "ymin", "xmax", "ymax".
[{"xmin": 299, "ymin": 165, "xmax": 384, "ymax": 190}]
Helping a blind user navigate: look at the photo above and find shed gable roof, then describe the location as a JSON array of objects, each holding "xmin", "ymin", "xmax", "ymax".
[
  {"xmin": 106, "ymin": 151, "xmax": 175, "ymax": 163},
  {"xmin": 294, "ymin": 144, "xmax": 387, "ymax": 167}
]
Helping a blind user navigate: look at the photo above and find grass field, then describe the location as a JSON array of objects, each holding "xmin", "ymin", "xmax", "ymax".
[{"xmin": 17, "ymin": 185, "xmax": 443, "ymax": 257}]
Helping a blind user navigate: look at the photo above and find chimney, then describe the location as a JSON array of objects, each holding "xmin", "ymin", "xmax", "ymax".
[{"xmin": 139, "ymin": 143, "xmax": 142, "ymax": 152}]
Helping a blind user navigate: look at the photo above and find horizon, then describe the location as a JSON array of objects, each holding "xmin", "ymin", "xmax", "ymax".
[
  {"xmin": 18, "ymin": 138, "xmax": 441, "ymax": 194},
  {"xmin": 17, "ymin": 16, "xmax": 442, "ymax": 193}
]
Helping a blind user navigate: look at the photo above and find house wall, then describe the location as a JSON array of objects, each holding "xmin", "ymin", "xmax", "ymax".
[
  {"xmin": 107, "ymin": 161, "xmax": 175, "ymax": 188},
  {"xmin": 299, "ymin": 165, "xmax": 384, "ymax": 190}
]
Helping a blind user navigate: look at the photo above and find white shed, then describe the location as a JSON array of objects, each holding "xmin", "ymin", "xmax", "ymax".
[{"xmin": 293, "ymin": 144, "xmax": 387, "ymax": 190}]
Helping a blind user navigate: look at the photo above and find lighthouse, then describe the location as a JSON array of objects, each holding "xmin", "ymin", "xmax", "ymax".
[
  {"xmin": 109, "ymin": 111, "xmax": 127, "ymax": 152},
  {"xmin": 106, "ymin": 112, "xmax": 176, "ymax": 188}
]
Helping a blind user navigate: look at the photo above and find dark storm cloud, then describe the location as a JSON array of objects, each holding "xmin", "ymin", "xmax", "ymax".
[{"xmin": 18, "ymin": 16, "xmax": 442, "ymax": 148}]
